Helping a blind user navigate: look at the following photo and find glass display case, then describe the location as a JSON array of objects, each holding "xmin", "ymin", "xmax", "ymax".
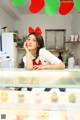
[{"xmin": 0, "ymin": 68, "xmax": 80, "ymax": 120}]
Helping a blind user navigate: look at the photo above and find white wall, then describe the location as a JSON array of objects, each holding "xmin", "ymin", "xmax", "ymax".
[
  {"xmin": 0, "ymin": 8, "xmax": 16, "ymax": 34},
  {"xmin": 68, "ymin": 13, "xmax": 80, "ymax": 64},
  {"xmin": 2, "ymin": 6, "xmax": 80, "ymax": 65},
  {"xmin": 15, "ymin": 14, "xmax": 73, "ymax": 40},
  {"xmin": 72, "ymin": 13, "xmax": 80, "ymax": 34},
  {"xmin": 15, "ymin": 14, "xmax": 73, "ymax": 63}
]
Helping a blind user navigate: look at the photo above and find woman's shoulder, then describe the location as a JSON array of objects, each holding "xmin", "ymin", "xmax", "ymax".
[
  {"xmin": 23, "ymin": 55, "xmax": 26, "ymax": 62},
  {"xmin": 39, "ymin": 48, "xmax": 48, "ymax": 54},
  {"xmin": 39, "ymin": 48, "xmax": 50, "ymax": 56}
]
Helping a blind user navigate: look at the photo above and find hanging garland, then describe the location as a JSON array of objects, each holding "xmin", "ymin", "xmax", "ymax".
[
  {"xmin": 29, "ymin": 0, "xmax": 45, "ymax": 13},
  {"xmin": 12, "ymin": 0, "xmax": 26, "ymax": 7},
  {"xmin": 74, "ymin": 0, "xmax": 80, "ymax": 11},
  {"xmin": 12, "ymin": 0, "xmax": 80, "ymax": 15},
  {"xmin": 44, "ymin": 0, "xmax": 60, "ymax": 15},
  {"xmin": 59, "ymin": 0, "xmax": 74, "ymax": 15}
]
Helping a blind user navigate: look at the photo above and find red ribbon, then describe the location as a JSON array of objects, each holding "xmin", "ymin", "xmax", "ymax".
[
  {"xmin": 33, "ymin": 60, "xmax": 42, "ymax": 65},
  {"xmin": 29, "ymin": 27, "xmax": 42, "ymax": 35}
]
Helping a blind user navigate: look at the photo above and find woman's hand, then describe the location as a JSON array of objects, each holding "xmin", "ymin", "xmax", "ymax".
[
  {"xmin": 23, "ymin": 41, "xmax": 29, "ymax": 52},
  {"xmin": 33, "ymin": 63, "xmax": 65, "ymax": 70},
  {"xmin": 33, "ymin": 65, "xmax": 45, "ymax": 70}
]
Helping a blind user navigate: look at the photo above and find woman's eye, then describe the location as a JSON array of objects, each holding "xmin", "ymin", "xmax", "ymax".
[
  {"xmin": 27, "ymin": 38, "xmax": 30, "ymax": 41},
  {"xmin": 33, "ymin": 39, "xmax": 36, "ymax": 42}
]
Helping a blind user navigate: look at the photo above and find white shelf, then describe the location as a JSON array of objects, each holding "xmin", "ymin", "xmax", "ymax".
[{"xmin": 0, "ymin": 103, "xmax": 80, "ymax": 111}]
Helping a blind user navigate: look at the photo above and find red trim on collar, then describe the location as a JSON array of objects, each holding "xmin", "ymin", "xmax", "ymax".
[{"xmin": 33, "ymin": 60, "xmax": 42, "ymax": 65}]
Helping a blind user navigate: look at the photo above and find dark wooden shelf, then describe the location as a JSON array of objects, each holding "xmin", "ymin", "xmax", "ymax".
[
  {"xmin": 65, "ymin": 41, "xmax": 80, "ymax": 43},
  {"xmin": 17, "ymin": 47, "xmax": 67, "ymax": 52},
  {"xmin": 17, "ymin": 47, "xmax": 24, "ymax": 50},
  {"xmin": 49, "ymin": 49, "xmax": 66, "ymax": 52}
]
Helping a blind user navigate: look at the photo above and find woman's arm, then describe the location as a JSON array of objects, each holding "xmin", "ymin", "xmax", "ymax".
[
  {"xmin": 33, "ymin": 48, "xmax": 65, "ymax": 70},
  {"xmin": 33, "ymin": 62, "xmax": 65, "ymax": 70},
  {"xmin": 23, "ymin": 41, "xmax": 33, "ymax": 70},
  {"xmin": 42, "ymin": 62, "xmax": 65, "ymax": 69}
]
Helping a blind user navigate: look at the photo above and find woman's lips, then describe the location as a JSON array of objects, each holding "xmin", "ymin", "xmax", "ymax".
[{"xmin": 28, "ymin": 45, "xmax": 32, "ymax": 47}]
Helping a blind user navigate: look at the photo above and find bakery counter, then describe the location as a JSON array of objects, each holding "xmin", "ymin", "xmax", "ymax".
[
  {"xmin": 0, "ymin": 68, "xmax": 80, "ymax": 120},
  {"xmin": 0, "ymin": 90, "xmax": 80, "ymax": 120},
  {"xmin": 0, "ymin": 90, "xmax": 80, "ymax": 111},
  {"xmin": 0, "ymin": 68, "xmax": 80, "ymax": 88}
]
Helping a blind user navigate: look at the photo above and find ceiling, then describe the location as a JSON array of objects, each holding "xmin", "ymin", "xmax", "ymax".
[
  {"xmin": 11, "ymin": 0, "xmax": 32, "ymax": 14},
  {"xmin": 0, "ymin": 0, "xmax": 76, "ymax": 20},
  {"xmin": 0, "ymin": 0, "xmax": 45, "ymax": 20}
]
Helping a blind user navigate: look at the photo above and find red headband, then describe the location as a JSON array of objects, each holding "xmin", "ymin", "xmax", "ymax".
[{"xmin": 29, "ymin": 27, "xmax": 42, "ymax": 35}]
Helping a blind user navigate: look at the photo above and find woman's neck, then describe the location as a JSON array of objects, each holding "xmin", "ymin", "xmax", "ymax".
[{"xmin": 30, "ymin": 49, "xmax": 37, "ymax": 58}]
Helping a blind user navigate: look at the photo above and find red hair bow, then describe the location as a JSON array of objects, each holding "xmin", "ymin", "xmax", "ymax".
[{"xmin": 29, "ymin": 27, "xmax": 42, "ymax": 35}]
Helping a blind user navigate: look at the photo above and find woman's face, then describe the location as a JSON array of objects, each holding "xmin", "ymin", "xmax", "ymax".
[{"xmin": 26, "ymin": 34, "xmax": 39, "ymax": 50}]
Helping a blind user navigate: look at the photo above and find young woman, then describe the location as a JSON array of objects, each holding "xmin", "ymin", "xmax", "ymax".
[
  {"xmin": 22, "ymin": 27, "xmax": 65, "ymax": 92},
  {"xmin": 23, "ymin": 27, "xmax": 65, "ymax": 70}
]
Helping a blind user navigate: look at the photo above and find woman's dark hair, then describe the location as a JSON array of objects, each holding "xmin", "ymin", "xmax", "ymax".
[{"xmin": 27, "ymin": 32, "xmax": 44, "ymax": 60}]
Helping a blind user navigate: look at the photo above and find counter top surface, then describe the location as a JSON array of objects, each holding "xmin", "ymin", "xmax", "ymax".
[
  {"xmin": 0, "ymin": 68, "xmax": 80, "ymax": 88},
  {"xmin": 0, "ymin": 68, "xmax": 80, "ymax": 71}
]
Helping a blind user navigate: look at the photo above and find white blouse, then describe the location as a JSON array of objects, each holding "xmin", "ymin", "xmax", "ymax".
[{"xmin": 23, "ymin": 48, "xmax": 62, "ymax": 66}]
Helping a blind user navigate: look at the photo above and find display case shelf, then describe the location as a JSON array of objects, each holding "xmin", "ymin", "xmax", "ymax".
[
  {"xmin": 0, "ymin": 68, "xmax": 80, "ymax": 88},
  {"xmin": 0, "ymin": 103, "xmax": 80, "ymax": 111},
  {"xmin": 0, "ymin": 90, "xmax": 80, "ymax": 111},
  {"xmin": 0, "ymin": 68, "xmax": 80, "ymax": 119}
]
